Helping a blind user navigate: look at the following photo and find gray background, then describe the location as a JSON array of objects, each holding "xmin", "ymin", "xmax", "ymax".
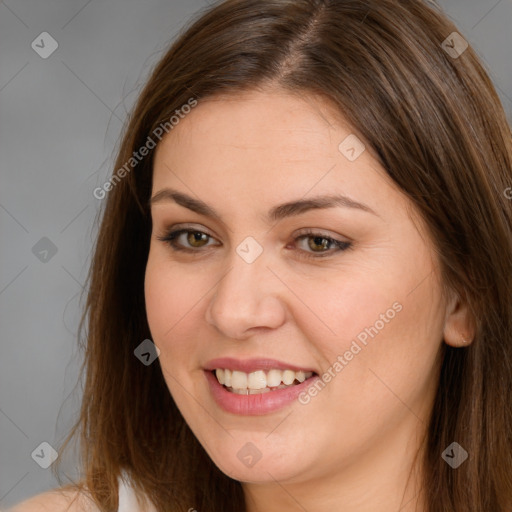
[{"xmin": 1, "ymin": 0, "xmax": 511, "ymax": 508}]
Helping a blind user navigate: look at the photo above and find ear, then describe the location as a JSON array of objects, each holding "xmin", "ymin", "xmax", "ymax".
[{"xmin": 443, "ymin": 289, "xmax": 475, "ymax": 348}]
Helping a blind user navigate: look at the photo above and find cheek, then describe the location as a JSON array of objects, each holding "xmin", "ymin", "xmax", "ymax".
[
  {"xmin": 300, "ymin": 252, "xmax": 444, "ymax": 412},
  {"xmin": 144, "ymin": 250, "xmax": 203, "ymax": 341},
  {"xmin": 294, "ymin": 264, "xmax": 398, "ymax": 359},
  {"xmin": 144, "ymin": 252, "xmax": 202, "ymax": 389},
  {"xmin": 144, "ymin": 253, "xmax": 203, "ymax": 403}
]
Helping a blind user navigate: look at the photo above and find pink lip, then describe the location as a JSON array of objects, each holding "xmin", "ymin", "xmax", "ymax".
[
  {"xmin": 203, "ymin": 357, "xmax": 317, "ymax": 374},
  {"xmin": 204, "ymin": 369, "xmax": 320, "ymax": 416}
]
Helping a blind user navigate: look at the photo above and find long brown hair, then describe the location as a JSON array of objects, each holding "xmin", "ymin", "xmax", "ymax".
[{"xmin": 53, "ymin": 0, "xmax": 512, "ymax": 510}]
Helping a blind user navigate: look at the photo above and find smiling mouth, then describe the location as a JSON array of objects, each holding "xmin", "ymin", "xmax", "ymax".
[{"xmin": 212, "ymin": 368, "xmax": 317, "ymax": 395}]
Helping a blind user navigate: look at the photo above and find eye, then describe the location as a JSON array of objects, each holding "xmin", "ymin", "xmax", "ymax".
[
  {"xmin": 156, "ymin": 228, "xmax": 218, "ymax": 252},
  {"xmin": 156, "ymin": 227, "xmax": 352, "ymax": 258},
  {"xmin": 292, "ymin": 230, "xmax": 352, "ymax": 259}
]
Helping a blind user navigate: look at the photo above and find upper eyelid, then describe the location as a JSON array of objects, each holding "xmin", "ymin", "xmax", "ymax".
[
  {"xmin": 160, "ymin": 227, "xmax": 350, "ymax": 252},
  {"xmin": 160, "ymin": 225, "xmax": 348, "ymax": 242},
  {"xmin": 157, "ymin": 227, "xmax": 353, "ymax": 260},
  {"xmin": 162, "ymin": 224, "xmax": 220, "ymax": 242}
]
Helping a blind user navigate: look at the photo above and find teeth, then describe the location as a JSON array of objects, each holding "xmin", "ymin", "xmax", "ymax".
[
  {"xmin": 249, "ymin": 387, "xmax": 270, "ymax": 395},
  {"xmin": 266, "ymin": 369, "xmax": 282, "ymax": 387},
  {"xmin": 231, "ymin": 370, "xmax": 247, "ymax": 389},
  {"xmin": 213, "ymin": 368, "xmax": 314, "ymax": 392},
  {"xmin": 282, "ymin": 370, "xmax": 295, "ymax": 385},
  {"xmin": 295, "ymin": 371, "xmax": 306, "ymax": 383},
  {"xmin": 247, "ymin": 370, "xmax": 267, "ymax": 390}
]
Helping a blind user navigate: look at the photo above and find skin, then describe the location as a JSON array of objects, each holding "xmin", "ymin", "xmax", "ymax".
[{"xmin": 144, "ymin": 88, "xmax": 473, "ymax": 512}]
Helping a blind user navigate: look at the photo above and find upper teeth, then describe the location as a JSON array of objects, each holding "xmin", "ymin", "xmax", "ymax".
[{"xmin": 215, "ymin": 369, "xmax": 313, "ymax": 389}]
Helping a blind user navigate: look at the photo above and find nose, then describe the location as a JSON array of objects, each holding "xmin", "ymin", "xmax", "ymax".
[{"xmin": 205, "ymin": 247, "xmax": 287, "ymax": 340}]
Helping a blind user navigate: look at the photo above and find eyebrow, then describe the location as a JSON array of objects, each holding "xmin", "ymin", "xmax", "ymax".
[{"xmin": 149, "ymin": 188, "xmax": 379, "ymax": 221}]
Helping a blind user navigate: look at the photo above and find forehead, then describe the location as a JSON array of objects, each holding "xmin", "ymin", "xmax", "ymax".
[
  {"xmin": 150, "ymin": 89, "xmax": 401, "ymax": 225},
  {"xmin": 154, "ymin": 90, "xmax": 381, "ymax": 178},
  {"xmin": 158, "ymin": 91, "xmax": 340, "ymax": 158}
]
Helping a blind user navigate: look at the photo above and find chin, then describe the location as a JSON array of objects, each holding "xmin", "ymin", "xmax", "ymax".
[{"xmin": 204, "ymin": 440, "xmax": 313, "ymax": 484}]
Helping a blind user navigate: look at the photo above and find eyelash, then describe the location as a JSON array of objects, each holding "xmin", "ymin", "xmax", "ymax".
[{"xmin": 156, "ymin": 227, "xmax": 353, "ymax": 260}]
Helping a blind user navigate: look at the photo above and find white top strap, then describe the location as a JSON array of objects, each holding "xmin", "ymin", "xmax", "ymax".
[{"xmin": 118, "ymin": 471, "xmax": 157, "ymax": 512}]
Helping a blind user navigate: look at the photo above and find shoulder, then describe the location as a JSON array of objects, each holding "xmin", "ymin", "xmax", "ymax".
[{"xmin": 6, "ymin": 488, "xmax": 100, "ymax": 512}]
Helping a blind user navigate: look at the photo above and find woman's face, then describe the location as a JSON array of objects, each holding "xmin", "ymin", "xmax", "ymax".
[{"xmin": 145, "ymin": 89, "xmax": 447, "ymax": 488}]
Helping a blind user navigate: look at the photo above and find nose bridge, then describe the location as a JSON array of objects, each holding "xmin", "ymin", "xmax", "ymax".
[
  {"xmin": 220, "ymin": 235, "xmax": 271, "ymax": 298},
  {"xmin": 205, "ymin": 237, "xmax": 286, "ymax": 337}
]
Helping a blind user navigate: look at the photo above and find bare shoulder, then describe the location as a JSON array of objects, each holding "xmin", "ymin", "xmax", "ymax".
[{"xmin": 6, "ymin": 488, "xmax": 100, "ymax": 512}]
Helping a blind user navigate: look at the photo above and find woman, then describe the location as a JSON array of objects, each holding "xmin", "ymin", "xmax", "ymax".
[{"xmin": 11, "ymin": 0, "xmax": 512, "ymax": 511}]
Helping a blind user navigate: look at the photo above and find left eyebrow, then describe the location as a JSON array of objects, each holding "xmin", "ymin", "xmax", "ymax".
[{"xmin": 149, "ymin": 188, "xmax": 380, "ymax": 221}]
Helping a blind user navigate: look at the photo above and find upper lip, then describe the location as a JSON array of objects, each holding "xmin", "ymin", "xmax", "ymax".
[{"xmin": 204, "ymin": 357, "xmax": 318, "ymax": 374}]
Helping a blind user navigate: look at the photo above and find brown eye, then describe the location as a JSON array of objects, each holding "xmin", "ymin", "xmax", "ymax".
[
  {"xmin": 307, "ymin": 236, "xmax": 332, "ymax": 252},
  {"xmin": 157, "ymin": 229, "xmax": 217, "ymax": 252},
  {"xmin": 186, "ymin": 231, "xmax": 210, "ymax": 248},
  {"xmin": 158, "ymin": 228, "xmax": 352, "ymax": 259},
  {"xmin": 294, "ymin": 232, "xmax": 352, "ymax": 259}
]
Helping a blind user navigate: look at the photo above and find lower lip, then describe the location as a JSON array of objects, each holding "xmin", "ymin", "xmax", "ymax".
[{"xmin": 204, "ymin": 370, "xmax": 320, "ymax": 416}]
